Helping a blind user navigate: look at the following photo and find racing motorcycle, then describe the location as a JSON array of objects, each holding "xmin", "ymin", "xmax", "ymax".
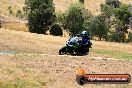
[{"xmin": 59, "ymin": 42, "xmax": 92, "ymax": 56}]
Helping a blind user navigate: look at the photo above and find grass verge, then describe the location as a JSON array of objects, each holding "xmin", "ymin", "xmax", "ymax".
[{"xmin": 91, "ymin": 49, "xmax": 132, "ymax": 60}]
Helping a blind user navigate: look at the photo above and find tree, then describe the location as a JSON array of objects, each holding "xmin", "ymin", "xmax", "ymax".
[
  {"xmin": 55, "ymin": 12, "xmax": 65, "ymax": 26},
  {"xmin": 128, "ymin": 33, "xmax": 132, "ymax": 42},
  {"xmin": 88, "ymin": 16, "xmax": 109, "ymax": 40},
  {"xmin": 8, "ymin": 6, "xmax": 13, "ymax": 16},
  {"xmin": 100, "ymin": 1, "xmax": 132, "ymax": 42},
  {"xmin": 24, "ymin": 0, "xmax": 55, "ymax": 34},
  {"xmin": 79, "ymin": 0, "xmax": 84, "ymax": 4},
  {"xmin": 50, "ymin": 24, "xmax": 63, "ymax": 36},
  {"xmin": 16, "ymin": 10, "xmax": 23, "ymax": 19},
  {"xmin": 106, "ymin": 0, "xmax": 121, "ymax": 8},
  {"xmin": 100, "ymin": 3, "xmax": 116, "ymax": 29},
  {"xmin": 0, "ymin": 15, "xmax": 1, "ymax": 28},
  {"xmin": 63, "ymin": 2, "xmax": 84, "ymax": 35},
  {"xmin": 83, "ymin": 9, "xmax": 93, "ymax": 31},
  {"xmin": 0, "ymin": 21, "xmax": 1, "ymax": 28},
  {"xmin": 114, "ymin": 4, "xmax": 132, "ymax": 42},
  {"xmin": 115, "ymin": 4, "xmax": 131, "ymax": 25},
  {"xmin": 100, "ymin": 4, "xmax": 113, "ymax": 18}
]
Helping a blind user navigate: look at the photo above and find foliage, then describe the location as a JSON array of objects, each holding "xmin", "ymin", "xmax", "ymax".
[
  {"xmin": 79, "ymin": 0, "xmax": 84, "ymax": 4},
  {"xmin": 88, "ymin": 15, "xmax": 109, "ymax": 40},
  {"xmin": 8, "ymin": 6, "xmax": 13, "ymax": 16},
  {"xmin": 24, "ymin": 0, "xmax": 55, "ymax": 34},
  {"xmin": 50, "ymin": 24, "xmax": 63, "ymax": 36},
  {"xmin": 16, "ymin": 10, "xmax": 23, "ymax": 19},
  {"xmin": 101, "ymin": 1, "xmax": 132, "ymax": 42},
  {"xmin": 108, "ymin": 32, "xmax": 121, "ymax": 42},
  {"xmin": 100, "ymin": 3, "xmax": 116, "ymax": 28},
  {"xmin": 114, "ymin": 4, "xmax": 132, "ymax": 25},
  {"xmin": 114, "ymin": 4, "xmax": 131, "ymax": 42},
  {"xmin": 83, "ymin": 9, "xmax": 94, "ymax": 32},
  {"xmin": 55, "ymin": 12, "xmax": 65, "ymax": 26},
  {"xmin": 100, "ymin": 4, "xmax": 114, "ymax": 18},
  {"xmin": 62, "ymin": 2, "xmax": 84, "ymax": 35},
  {"xmin": 128, "ymin": 33, "xmax": 132, "ymax": 42},
  {"xmin": 106, "ymin": 0, "xmax": 121, "ymax": 8}
]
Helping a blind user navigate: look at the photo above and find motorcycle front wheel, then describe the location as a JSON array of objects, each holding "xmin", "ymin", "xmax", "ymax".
[{"xmin": 59, "ymin": 46, "xmax": 67, "ymax": 55}]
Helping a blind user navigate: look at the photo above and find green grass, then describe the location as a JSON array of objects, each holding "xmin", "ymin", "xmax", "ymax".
[
  {"xmin": 0, "ymin": 78, "xmax": 46, "ymax": 88},
  {"xmin": 91, "ymin": 49, "xmax": 132, "ymax": 60},
  {"xmin": 0, "ymin": 78, "xmax": 27, "ymax": 88}
]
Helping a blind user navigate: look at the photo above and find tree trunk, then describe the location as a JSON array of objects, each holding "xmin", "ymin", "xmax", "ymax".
[
  {"xmin": 0, "ymin": 22, "xmax": 1, "ymax": 28},
  {"xmin": 99, "ymin": 36, "xmax": 102, "ymax": 41},
  {"xmin": 79, "ymin": 0, "xmax": 84, "ymax": 4}
]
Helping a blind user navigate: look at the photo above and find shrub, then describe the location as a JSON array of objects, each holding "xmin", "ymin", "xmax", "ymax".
[
  {"xmin": 108, "ymin": 32, "xmax": 120, "ymax": 42},
  {"xmin": 50, "ymin": 24, "xmax": 63, "ymax": 36},
  {"xmin": 128, "ymin": 33, "xmax": 132, "ymax": 42}
]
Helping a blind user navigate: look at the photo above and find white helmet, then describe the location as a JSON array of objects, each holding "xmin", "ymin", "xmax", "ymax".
[{"xmin": 82, "ymin": 31, "xmax": 88, "ymax": 35}]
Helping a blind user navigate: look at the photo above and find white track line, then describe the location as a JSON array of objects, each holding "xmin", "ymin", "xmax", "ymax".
[
  {"xmin": 0, "ymin": 52, "xmax": 131, "ymax": 61},
  {"xmin": 14, "ymin": 53, "xmax": 132, "ymax": 61},
  {"xmin": 0, "ymin": 52, "xmax": 16, "ymax": 55}
]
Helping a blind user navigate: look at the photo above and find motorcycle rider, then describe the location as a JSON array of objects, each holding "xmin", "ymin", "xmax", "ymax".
[
  {"xmin": 67, "ymin": 34, "xmax": 79, "ymax": 46},
  {"xmin": 80, "ymin": 31, "xmax": 91, "ymax": 54},
  {"xmin": 66, "ymin": 31, "xmax": 91, "ymax": 54},
  {"xmin": 66, "ymin": 34, "xmax": 81, "ymax": 53},
  {"xmin": 81, "ymin": 31, "xmax": 90, "ymax": 44}
]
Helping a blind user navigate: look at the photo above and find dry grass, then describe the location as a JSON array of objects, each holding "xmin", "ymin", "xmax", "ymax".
[
  {"xmin": 0, "ymin": 28, "xmax": 132, "ymax": 56},
  {"xmin": 0, "ymin": 29, "xmax": 132, "ymax": 88},
  {"xmin": 2, "ymin": 22, "xmax": 28, "ymax": 32},
  {"xmin": 0, "ymin": 0, "xmax": 24, "ymax": 15}
]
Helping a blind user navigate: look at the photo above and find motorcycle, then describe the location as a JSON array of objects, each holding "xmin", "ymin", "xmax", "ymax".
[{"xmin": 59, "ymin": 42, "xmax": 92, "ymax": 56}]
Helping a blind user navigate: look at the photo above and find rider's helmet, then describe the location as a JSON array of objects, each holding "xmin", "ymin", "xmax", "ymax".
[
  {"xmin": 81, "ymin": 31, "xmax": 88, "ymax": 37},
  {"xmin": 81, "ymin": 31, "xmax": 91, "ymax": 39},
  {"xmin": 82, "ymin": 31, "xmax": 87, "ymax": 34}
]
